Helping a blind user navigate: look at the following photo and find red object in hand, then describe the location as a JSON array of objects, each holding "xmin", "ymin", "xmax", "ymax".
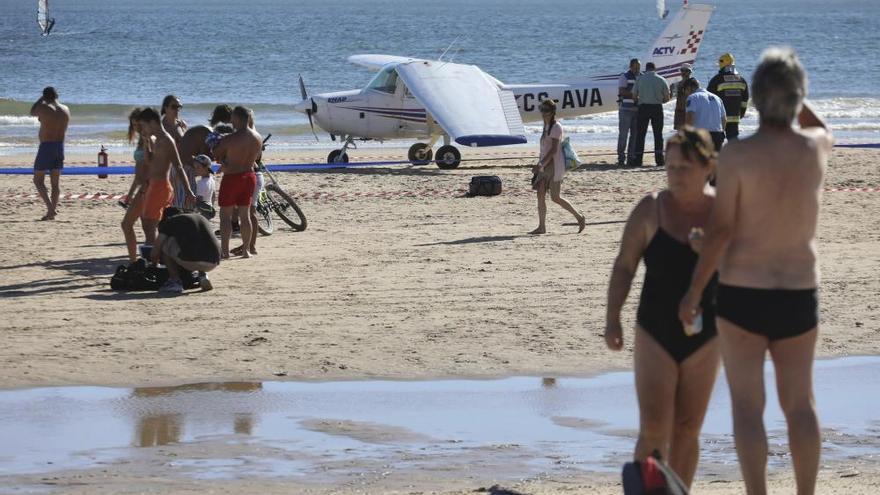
[{"xmin": 98, "ymin": 146, "xmax": 108, "ymax": 178}]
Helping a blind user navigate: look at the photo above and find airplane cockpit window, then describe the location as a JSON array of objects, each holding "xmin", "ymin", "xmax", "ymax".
[{"xmin": 367, "ymin": 66, "xmax": 399, "ymax": 94}]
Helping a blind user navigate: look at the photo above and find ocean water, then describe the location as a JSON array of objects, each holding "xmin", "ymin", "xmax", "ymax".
[{"xmin": 1, "ymin": 0, "xmax": 878, "ymax": 155}]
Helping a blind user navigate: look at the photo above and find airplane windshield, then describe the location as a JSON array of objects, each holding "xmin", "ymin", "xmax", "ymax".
[{"xmin": 367, "ymin": 67, "xmax": 398, "ymax": 94}]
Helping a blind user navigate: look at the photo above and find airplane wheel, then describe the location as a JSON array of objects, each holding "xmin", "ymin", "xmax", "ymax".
[
  {"xmin": 327, "ymin": 149, "xmax": 349, "ymax": 164},
  {"xmin": 407, "ymin": 143, "xmax": 433, "ymax": 166},
  {"xmin": 435, "ymin": 145, "xmax": 461, "ymax": 169}
]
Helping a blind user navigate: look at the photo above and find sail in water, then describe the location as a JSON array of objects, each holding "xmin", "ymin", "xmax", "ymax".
[
  {"xmin": 37, "ymin": 0, "xmax": 55, "ymax": 36},
  {"xmin": 657, "ymin": 0, "xmax": 670, "ymax": 19}
]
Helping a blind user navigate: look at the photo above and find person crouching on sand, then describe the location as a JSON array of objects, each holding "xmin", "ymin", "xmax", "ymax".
[
  {"xmin": 605, "ymin": 126, "xmax": 720, "ymax": 487},
  {"xmin": 530, "ymin": 99, "xmax": 585, "ymax": 234},
  {"xmin": 679, "ymin": 47, "xmax": 832, "ymax": 495},
  {"xmin": 121, "ymin": 108, "xmax": 155, "ymax": 262},
  {"xmin": 152, "ymin": 207, "xmax": 220, "ymax": 294}
]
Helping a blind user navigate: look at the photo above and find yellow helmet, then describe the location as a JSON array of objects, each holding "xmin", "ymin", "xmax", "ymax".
[{"xmin": 718, "ymin": 53, "xmax": 735, "ymax": 69}]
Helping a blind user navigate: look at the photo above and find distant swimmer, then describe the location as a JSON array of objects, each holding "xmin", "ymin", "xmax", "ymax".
[
  {"xmin": 680, "ymin": 47, "xmax": 832, "ymax": 495},
  {"xmin": 30, "ymin": 86, "xmax": 70, "ymax": 221},
  {"xmin": 605, "ymin": 127, "xmax": 719, "ymax": 487},
  {"xmin": 212, "ymin": 106, "xmax": 261, "ymax": 258},
  {"xmin": 135, "ymin": 108, "xmax": 196, "ymax": 244}
]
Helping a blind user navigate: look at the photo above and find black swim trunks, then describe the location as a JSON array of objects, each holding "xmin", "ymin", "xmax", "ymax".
[
  {"xmin": 34, "ymin": 141, "xmax": 65, "ymax": 171},
  {"xmin": 716, "ymin": 284, "xmax": 818, "ymax": 340}
]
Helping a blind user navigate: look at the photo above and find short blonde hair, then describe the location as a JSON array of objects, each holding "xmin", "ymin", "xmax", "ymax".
[{"xmin": 752, "ymin": 47, "xmax": 807, "ymax": 126}]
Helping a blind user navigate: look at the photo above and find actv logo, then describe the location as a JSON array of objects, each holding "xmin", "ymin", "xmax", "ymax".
[{"xmin": 652, "ymin": 46, "xmax": 676, "ymax": 56}]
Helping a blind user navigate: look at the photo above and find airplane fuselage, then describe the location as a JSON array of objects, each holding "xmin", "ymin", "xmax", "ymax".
[{"xmin": 309, "ymin": 78, "xmax": 620, "ymax": 141}]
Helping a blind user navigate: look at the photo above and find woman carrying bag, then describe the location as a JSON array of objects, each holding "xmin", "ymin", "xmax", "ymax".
[{"xmin": 530, "ymin": 99, "xmax": 586, "ymax": 235}]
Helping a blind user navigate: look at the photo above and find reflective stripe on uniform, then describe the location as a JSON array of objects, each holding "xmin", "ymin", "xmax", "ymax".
[{"xmin": 717, "ymin": 82, "xmax": 747, "ymax": 91}]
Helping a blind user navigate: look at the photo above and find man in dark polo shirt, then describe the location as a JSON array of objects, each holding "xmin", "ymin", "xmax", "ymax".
[{"xmin": 151, "ymin": 207, "xmax": 221, "ymax": 294}]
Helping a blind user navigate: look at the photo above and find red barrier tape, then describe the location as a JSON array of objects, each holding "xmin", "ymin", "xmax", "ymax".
[{"xmin": 4, "ymin": 186, "xmax": 879, "ymax": 202}]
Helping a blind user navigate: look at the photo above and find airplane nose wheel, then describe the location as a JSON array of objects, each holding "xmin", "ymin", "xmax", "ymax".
[
  {"xmin": 435, "ymin": 145, "xmax": 461, "ymax": 169},
  {"xmin": 407, "ymin": 143, "xmax": 433, "ymax": 166},
  {"xmin": 327, "ymin": 149, "xmax": 349, "ymax": 163}
]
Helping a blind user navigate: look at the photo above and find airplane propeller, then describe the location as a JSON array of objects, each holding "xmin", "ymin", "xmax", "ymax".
[{"xmin": 299, "ymin": 75, "xmax": 319, "ymax": 142}]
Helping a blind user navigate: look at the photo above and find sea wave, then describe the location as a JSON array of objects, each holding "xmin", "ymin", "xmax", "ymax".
[{"xmin": 0, "ymin": 115, "xmax": 38, "ymax": 126}]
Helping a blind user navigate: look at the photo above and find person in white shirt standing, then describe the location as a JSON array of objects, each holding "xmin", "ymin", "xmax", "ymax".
[{"xmin": 682, "ymin": 78, "xmax": 727, "ymax": 151}]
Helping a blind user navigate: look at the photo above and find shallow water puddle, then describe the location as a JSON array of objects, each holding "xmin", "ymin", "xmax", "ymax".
[{"xmin": 1, "ymin": 357, "xmax": 878, "ymax": 486}]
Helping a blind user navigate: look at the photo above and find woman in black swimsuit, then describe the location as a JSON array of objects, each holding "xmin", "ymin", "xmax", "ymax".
[{"xmin": 604, "ymin": 127, "xmax": 719, "ymax": 487}]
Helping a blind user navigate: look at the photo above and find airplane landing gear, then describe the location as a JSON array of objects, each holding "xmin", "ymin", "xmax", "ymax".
[
  {"xmin": 328, "ymin": 135, "xmax": 354, "ymax": 164},
  {"xmin": 327, "ymin": 150, "xmax": 349, "ymax": 163},
  {"xmin": 408, "ymin": 143, "xmax": 433, "ymax": 166},
  {"xmin": 435, "ymin": 145, "xmax": 461, "ymax": 169}
]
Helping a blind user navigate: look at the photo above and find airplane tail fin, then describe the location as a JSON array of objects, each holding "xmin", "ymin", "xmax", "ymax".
[{"xmin": 645, "ymin": 3, "xmax": 714, "ymax": 84}]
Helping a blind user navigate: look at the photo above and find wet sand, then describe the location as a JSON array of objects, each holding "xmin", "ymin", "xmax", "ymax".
[
  {"xmin": 1, "ymin": 145, "xmax": 879, "ymax": 493},
  {"xmin": 2, "ymin": 358, "xmax": 880, "ymax": 494}
]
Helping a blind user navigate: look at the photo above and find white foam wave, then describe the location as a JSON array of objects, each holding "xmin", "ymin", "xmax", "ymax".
[
  {"xmin": 525, "ymin": 124, "xmax": 619, "ymax": 134},
  {"xmin": 0, "ymin": 115, "xmax": 38, "ymax": 126}
]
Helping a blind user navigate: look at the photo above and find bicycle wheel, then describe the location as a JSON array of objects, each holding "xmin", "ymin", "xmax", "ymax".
[
  {"xmin": 265, "ymin": 183, "xmax": 307, "ymax": 231},
  {"xmin": 256, "ymin": 200, "xmax": 273, "ymax": 236}
]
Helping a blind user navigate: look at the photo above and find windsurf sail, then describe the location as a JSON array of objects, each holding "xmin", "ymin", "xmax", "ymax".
[
  {"xmin": 657, "ymin": 0, "xmax": 670, "ymax": 19},
  {"xmin": 37, "ymin": 0, "xmax": 52, "ymax": 35}
]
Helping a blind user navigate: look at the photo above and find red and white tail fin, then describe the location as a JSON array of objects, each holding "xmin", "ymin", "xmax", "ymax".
[{"xmin": 645, "ymin": 3, "xmax": 714, "ymax": 84}]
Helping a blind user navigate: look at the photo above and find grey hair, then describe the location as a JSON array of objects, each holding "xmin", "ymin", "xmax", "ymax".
[{"xmin": 752, "ymin": 47, "xmax": 807, "ymax": 126}]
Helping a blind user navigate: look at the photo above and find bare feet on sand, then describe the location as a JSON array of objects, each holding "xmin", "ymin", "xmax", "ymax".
[
  {"xmin": 577, "ymin": 214, "xmax": 586, "ymax": 233},
  {"xmin": 528, "ymin": 227, "xmax": 546, "ymax": 235},
  {"xmin": 231, "ymin": 245, "xmax": 254, "ymax": 258}
]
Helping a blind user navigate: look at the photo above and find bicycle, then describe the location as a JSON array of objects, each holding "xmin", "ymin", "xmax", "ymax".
[{"xmin": 254, "ymin": 134, "xmax": 307, "ymax": 235}]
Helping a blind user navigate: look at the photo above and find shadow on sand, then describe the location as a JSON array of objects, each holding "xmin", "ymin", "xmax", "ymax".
[
  {"xmin": 0, "ymin": 255, "xmax": 127, "ymax": 298},
  {"xmin": 415, "ymin": 235, "xmax": 528, "ymax": 247}
]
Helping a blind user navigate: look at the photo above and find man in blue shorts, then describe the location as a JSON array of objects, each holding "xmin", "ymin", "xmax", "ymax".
[{"xmin": 30, "ymin": 87, "xmax": 70, "ymax": 221}]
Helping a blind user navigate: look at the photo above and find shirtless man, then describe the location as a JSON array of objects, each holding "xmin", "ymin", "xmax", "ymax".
[
  {"xmin": 178, "ymin": 104, "xmax": 232, "ymax": 167},
  {"xmin": 679, "ymin": 48, "xmax": 832, "ymax": 495},
  {"xmin": 30, "ymin": 87, "xmax": 70, "ymax": 220},
  {"xmin": 136, "ymin": 108, "xmax": 196, "ymax": 241},
  {"xmin": 213, "ymin": 106, "xmax": 261, "ymax": 258}
]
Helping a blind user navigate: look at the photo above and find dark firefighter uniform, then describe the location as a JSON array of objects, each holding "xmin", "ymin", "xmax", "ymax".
[{"xmin": 708, "ymin": 53, "xmax": 749, "ymax": 141}]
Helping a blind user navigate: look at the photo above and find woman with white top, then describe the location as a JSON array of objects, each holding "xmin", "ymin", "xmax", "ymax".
[{"xmin": 530, "ymin": 99, "xmax": 586, "ymax": 234}]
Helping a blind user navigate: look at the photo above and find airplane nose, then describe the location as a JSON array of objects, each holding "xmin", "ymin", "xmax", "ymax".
[{"xmin": 293, "ymin": 99, "xmax": 312, "ymax": 113}]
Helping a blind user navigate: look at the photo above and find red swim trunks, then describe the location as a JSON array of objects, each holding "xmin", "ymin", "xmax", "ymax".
[{"xmin": 218, "ymin": 171, "xmax": 256, "ymax": 207}]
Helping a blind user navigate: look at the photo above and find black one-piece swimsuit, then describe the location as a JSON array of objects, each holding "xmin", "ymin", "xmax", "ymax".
[{"xmin": 636, "ymin": 227, "xmax": 718, "ymax": 363}]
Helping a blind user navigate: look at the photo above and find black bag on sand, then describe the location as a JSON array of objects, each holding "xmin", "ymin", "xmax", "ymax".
[
  {"xmin": 622, "ymin": 450, "xmax": 689, "ymax": 495},
  {"xmin": 468, "ymin": 175, "xmax": 502, "ymax": 197},
  {"xmin": 110, "ymin": 259, "xmax": 199, "ymax": 291}
]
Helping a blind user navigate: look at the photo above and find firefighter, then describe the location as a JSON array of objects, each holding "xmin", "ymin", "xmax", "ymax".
[{"xmin": 708, "ymin": 53, "xmax": 749, "ymax": 141}]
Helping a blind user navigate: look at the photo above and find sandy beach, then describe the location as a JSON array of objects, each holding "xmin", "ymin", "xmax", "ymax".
[{"xmin": 1, "ymin": 145, "xmax": 879, "ymax": 494}]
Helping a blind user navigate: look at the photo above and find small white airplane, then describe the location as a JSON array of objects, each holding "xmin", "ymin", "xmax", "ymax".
[{"xmin": 293, "ymin": 3, "xmax": 714, "ymax": 168}]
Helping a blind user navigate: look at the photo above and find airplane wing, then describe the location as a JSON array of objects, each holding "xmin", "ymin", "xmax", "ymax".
[
  {"xmin": 395, "ymin": 61, "xmax": 527, "ymax": 147},
  {"xmin": 348, "ymin": 54, "xmax": 422, "ymax": 72}
]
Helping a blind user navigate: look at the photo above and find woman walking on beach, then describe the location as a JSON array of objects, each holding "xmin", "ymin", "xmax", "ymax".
[
  {"xmin": 605, "ymin": 126, "xmax": 720, "ymax": 487},
  {"xmin": 161, "ymin": 95, "xmax": 188, "ymax": 208},
  {"xmin": 530, "ymin": 99, "xmax": 585, "ymax": 234},
  {"xmin": 121, "ymin": 108, "xmax": 154, "ymax": 262},
  {"xmin": 680, "ymin": 48, "xmax": 832, "ymax": 495}
]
